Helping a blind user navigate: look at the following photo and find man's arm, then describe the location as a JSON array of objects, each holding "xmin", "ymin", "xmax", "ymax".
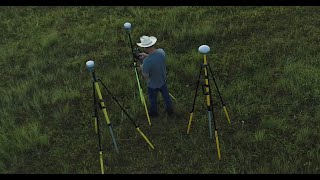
[
  {"xmin": 158, "ymin": 48, "xmax": 168, "ymax": 77},
  {"xmin": 141, "ymin": 64, "xmax": 149, "ymax": 78},
  {"xmin": 137, "ymin": 63, "xmax": 149, "ymax": 79}
]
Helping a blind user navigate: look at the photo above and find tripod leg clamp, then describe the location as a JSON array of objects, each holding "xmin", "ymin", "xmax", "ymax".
[
  {"xmin": 201, "ymin": 63, "xmax": 209, "ymax": 68},
  {"xmin": 201, "ymin": 84, "xmax": 210, "ymax": 95},
  {"xmin": 99, "ymin": 99, "xmax": 106, "ymax": 109}
]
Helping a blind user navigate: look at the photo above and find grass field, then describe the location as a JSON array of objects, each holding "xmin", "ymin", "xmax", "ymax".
[{"xmin": 0, "ymin": 6, "xmax": 319, "ymax": 174}]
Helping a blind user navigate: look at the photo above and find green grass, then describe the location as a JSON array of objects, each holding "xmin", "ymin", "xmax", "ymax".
[{"xmin": 0, "ymin": 6, "xmax": 320, "ymax": 174}]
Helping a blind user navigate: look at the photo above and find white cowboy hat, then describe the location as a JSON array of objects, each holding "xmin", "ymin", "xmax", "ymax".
[{"xmin": 137, "ymin": 35, "xmax": 157, "ymax": 48}]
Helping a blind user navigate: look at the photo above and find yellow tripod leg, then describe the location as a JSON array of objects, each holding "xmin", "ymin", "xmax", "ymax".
[
  {"xmin": 99, "ymin": 151, "xmax": 105, "ymax": 174},
  {"xmin": 136, "ymin": 127, "xmax": 155, "ymax": 149},
  {"xmin": 187, "ymin": 63, "xmax": 203, "ymax": 135},
  {"xmin": 214, "ymin": 130, "xmax": 221, "ymax": 160},
  {"xmin": 223, "ymin": 106, "xmax": 231, "ymax": 124},
  {"xmin": 94, "ymin": 118, "xmax": 98, "ymax": 134},
  {"xmin": 93, "ymin": 108, "xmax": 105, "ymax": 173},
  {"xmin": 207, "ymin": 62, "xmax": 231, "ymax": 125},
  {"xmin": 187, "ymin": 112, "xmax": 193, "ymax": 134}
]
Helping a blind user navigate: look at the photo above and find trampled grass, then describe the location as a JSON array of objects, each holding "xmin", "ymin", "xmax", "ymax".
[{"xmin": 0, "ymin": 6, "xmax": 319, "ymax": 174}]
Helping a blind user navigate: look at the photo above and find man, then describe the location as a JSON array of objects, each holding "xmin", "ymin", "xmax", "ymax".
[{"xmin": 136, "ymin": 35, "xmax": 173, "ymax": 117}]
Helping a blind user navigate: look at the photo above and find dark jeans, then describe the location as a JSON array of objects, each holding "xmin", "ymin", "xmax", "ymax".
[{"xmin": 147, "ymin": 83, "xmax": 173, "ymax": 114}]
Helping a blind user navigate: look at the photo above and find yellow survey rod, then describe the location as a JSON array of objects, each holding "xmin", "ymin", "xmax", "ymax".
[
  {"xmin": 125, "ymin": 25, "xmax": 151, "ymax": 126},
  {"xmin": 92, "ymin": 80, "xmax": 106, "ymax": 174},
  {"xmin": 92, "ymin": 84, "xmax": 98, "ymax": 134},
  {"xmin": 203, "ymin": 55, "xmax": 213, "ymax": 139},
  {"xmin": 134, "ymin": 62, "xmax": 151, "ymax": 126},
  {"xmin": 95, "ymin": 115, "xmax": 105, "ymax": 173},
  {"xmin": 95, "ymin": 82, "xmax": 111, "ymax": 124},
  {"xmin": 204, "ymin": 54, "xmax": 221, "ymax": 160},
  {"xmin": 203, "ymin": 55, "xmax": 211, "ymax": 107},
  {"xmin": 94, "ymin": 79, "xmax": 119, "ymax": 153}
]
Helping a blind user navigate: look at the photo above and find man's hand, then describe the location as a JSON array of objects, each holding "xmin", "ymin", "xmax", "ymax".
[
  {"xmin": 138, "ymin": 52, "xmax": 148, "ymax": 60},
  {"xmin": 137, "ymin": 64, "xmax": 142, "ymax": 71}
]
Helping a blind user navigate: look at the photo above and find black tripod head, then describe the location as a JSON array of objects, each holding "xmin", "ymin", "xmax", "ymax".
[{"xmin": 133, "ymin": 47, "xmax": 144, "ymax": 63}]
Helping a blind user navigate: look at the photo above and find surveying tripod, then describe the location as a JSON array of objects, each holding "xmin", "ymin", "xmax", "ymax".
[
  {"xmin": 186, "ymin": 45, "xmax": 231, "ymax": 160},
  {"xmin": 86, "ymin": 60, "xmax": 155, "ymax": 174}
]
